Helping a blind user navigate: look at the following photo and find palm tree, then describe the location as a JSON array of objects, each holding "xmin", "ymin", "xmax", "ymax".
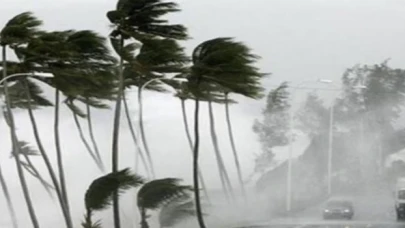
[
  {"xmin": 137, "ymin": 178, "xmax": 192, "ymax": 228},
  {"xmin": 17, "ymin": 29, "xmax": 116, "ymax": 228},
  {"xmin": 82, "ymin": 168, "xmax": 144, "ymax": 228},
  {"xmin": 187, "ymin": 37, "xmax": 265, "ymax": 228},
  {"xmin": 107, "ymin": 1, "xmax": 187, "ymax": 226},
  {"xmin": 0, "ymin": 11, "xmax": 43, "ymax": 228},
  {"xmin": 2, "ymin": 58, "xmax": 74, "ymax": 227}
]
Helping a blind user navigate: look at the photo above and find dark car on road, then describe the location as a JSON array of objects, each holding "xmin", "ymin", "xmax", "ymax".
[{"xmin": 322, "ymin": 199, "xmax": 354, "ymax": 220}]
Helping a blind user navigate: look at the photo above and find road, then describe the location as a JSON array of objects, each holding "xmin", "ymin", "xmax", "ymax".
[{"xmin": 233, "ymin": 186, "xmax": 405, "ymax": 228}]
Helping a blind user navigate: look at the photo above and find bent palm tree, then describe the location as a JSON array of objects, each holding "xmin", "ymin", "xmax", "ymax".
[
  {"xmin": 0, "ymin": 11, "xmax": 43, "ymax": 228},
  {"xmin": 137, "ymin": 178, "xmax": 192, "ymax": 228},
  {"xmin": 107, "ymin": 1, "xmax": 187, "ymax": 226},
  {"xmin": 82, "ymin": 168, "xmax": 144, "ymax": 228},
  {"xmin": 187, "ymin": 37, "xmax": 265, "ymax": 228}
]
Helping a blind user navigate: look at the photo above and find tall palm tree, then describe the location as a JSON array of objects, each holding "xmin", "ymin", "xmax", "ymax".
[
  {"xmin": 0, "ymin": 11, "xmax": 43, "ymax": 228},
  {"xmin": 107, "ymin": 1, "xmax": 187, "ymax": 226},
  {"xmin": 2, "ymin": 58, "xmax": 73, "ymax": 227},
  {"xmin": 18, "ymin": 29, "xmax": 116, "ymax": 228},
  {"xmin": 82, "ymin": 168, "xmax": 144, "ymax": 228},
  {"xmin": 187, "ymin": 37, "xmax": 265, "ymax": 228},
  {"xmin": 137, "ymin": 178, "xmax": 192, "ymax": 228}
]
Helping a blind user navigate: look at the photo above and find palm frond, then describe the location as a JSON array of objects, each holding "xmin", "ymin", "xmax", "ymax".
[
  {"xmin": 108, "ymin": 0, "xmax": 188, "ymax": 40},
  {"xmin": 10, "ymin": 140, "xmax": 39, "ymax": 157},
  {"xmin": 85, "ymin": 168, "xmax": 144, "ymax": 212},
  {"xmin": 0, "ymin": 12, "xmax": 43, "ymax": 46},
  {"xmin": 137, "ymin": 178, "xmax": 192, "ymax": 210},
  {"xmin": 190, "ymin": 37, "xmax": 267, "ymax": 99}
]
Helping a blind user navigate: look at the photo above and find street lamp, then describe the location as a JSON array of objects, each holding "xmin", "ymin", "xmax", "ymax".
[
  {"xmin": 318, "ymin": 79, "xmax": 340, "ymax": 196},
  {"xmin": 286, "ymin": 80, "xmax": 320, "ymax": 212},
  {"xmin": 136, "ymin": 75, "xmax": 186, "ymax": 177},
  {"xmin": 318, "ymin": 79, "xmax": 368, "ymax": 196},
  {"xmin": 0, "ymin": 72, "xmax": 53, "ymax": 85}
]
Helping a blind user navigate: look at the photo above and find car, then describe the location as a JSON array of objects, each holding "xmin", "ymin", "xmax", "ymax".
[{"xmin": 322, "ymin": 199, "xmax": 354, "ymax": 220}]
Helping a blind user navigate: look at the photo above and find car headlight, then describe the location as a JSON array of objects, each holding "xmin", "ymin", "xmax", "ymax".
[
  {"xmin": 324, "ymin": 209, "xmax": 330, "ymax": 212},
  {"xmin": 344, "ymin": 209, "xmax": 350, "ymax": 213}
]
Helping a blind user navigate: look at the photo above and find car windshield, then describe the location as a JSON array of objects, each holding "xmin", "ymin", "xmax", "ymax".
[{"xmin": 327, "ymin": 200, "xmax": 352, "ymax": 207}]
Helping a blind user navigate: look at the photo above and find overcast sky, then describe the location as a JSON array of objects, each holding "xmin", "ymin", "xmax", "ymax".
[{"xmin": 1, "ymin": 0, "xmax": 405, "ymax": 227}]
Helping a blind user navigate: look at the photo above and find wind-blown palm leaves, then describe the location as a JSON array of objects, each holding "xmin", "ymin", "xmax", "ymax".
[
  {"xmin": 1, "ymin": 11, "xmax": 43, "ymax": 228},
  {"xmin": 107, "ymin": 1, "xmax": 188, "ymax": 227},
  {"xmin": 186, "ymin": 37, "xmax": 266, "ymax": 228},
  {"xmin": 82, "ymin": 168, "xmax": 144, "ymax": 228},
  {"xmin": 137, "ymin": 178, "xmax": 192, "ymax": 228}
]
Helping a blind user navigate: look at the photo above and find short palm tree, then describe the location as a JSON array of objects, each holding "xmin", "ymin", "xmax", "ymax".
[
  {"xmin": 137, "ymin": 178, "xmax": 192, "ymax": 228},
  {"xmin": 1, "ymin": 11, "xmax": 43, "ymax": 228},
  {"xmin": 82, "ymin": 168, "xmax": 144, "ymax": 228},
  {"xmin": 187, "ymin": 37, "xmax": 265, "ymax": 228},
  {"xmin": 107, "ymin": 1, "xmax": 188, "ymax": 226}
]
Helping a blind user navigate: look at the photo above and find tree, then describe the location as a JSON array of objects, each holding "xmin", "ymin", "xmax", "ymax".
[
  {"xmin": 253, "ymin": 82, "xmax": 290, "ymax": 172},
  {"xmin": 335, "ymin": 61, "xmax": 405, "ymax": 179},
  {"xmin": 187, "ymin": 37, "xmax": 264, "ymax": 228},
  {"xmin": 296, "ymin": 92, "xmax": 329, "ymax": 137},
  {"xmin": 16, "ymin": 29, "xmax": 116, "ymax": 228},
  {"xmin": 137, "ymin": 178, "xmax": 192, "ymax": 228},
  {"xmin": 107, "ymin": 1, "xmax": 188, "ymax": 226},
  {"xmin": 82, "ymin": 168, "xmax": 144, "ymax": 228},
  {"xmin": 0, "ymin": 11, "xmax": 43, "ymax": 228}
]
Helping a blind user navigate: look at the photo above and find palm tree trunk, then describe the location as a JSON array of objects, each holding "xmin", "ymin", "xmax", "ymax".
[
  {"xmin": 224, "ymin": 92, "xmax": 246, "ymax": 200},
  {"xmin": 123, "ymin": 92, "xmax": 149, "ymax": 177},
  {"xmin": 138, "ymin": 86, "xmax": 155, "ymax": 178},
  {"xmin": 140, "ymin": 207, "xmax": 149, "ymax": 228},
  {"xmin": 207, "ymin": 100, "xmax": 234, "ymax": 199},
  {"xmin": 86, "ymin": 100, "xmax": 105, "ymax": 172},
  {"xmin": 2, "ymin": 45, "xmax": 40, "ymax": 228},
  {"xmin": 71, "ymin": 107, "xmax": 103, "ymax": 171},
  {"xmin": 24, "ymin": 80, "xmax": 73, "ymax": 228},
  {"xmin": 180, "ymin": 99, "xmax": 210, "ymax": 202},
  {"xmin": 0, "ymin": 165, "xmax": 18, "ymax": 228},
  {"xmin": 54, "ymin": 89, "xmax": 71, "ymax": 219},
  {"xmin": 193, "ymin": 98, "xmax": 206, "ymax": 228},
  {"xmin": 111, "ymin": 37, "xmax": 124, "ymax": 228}
]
